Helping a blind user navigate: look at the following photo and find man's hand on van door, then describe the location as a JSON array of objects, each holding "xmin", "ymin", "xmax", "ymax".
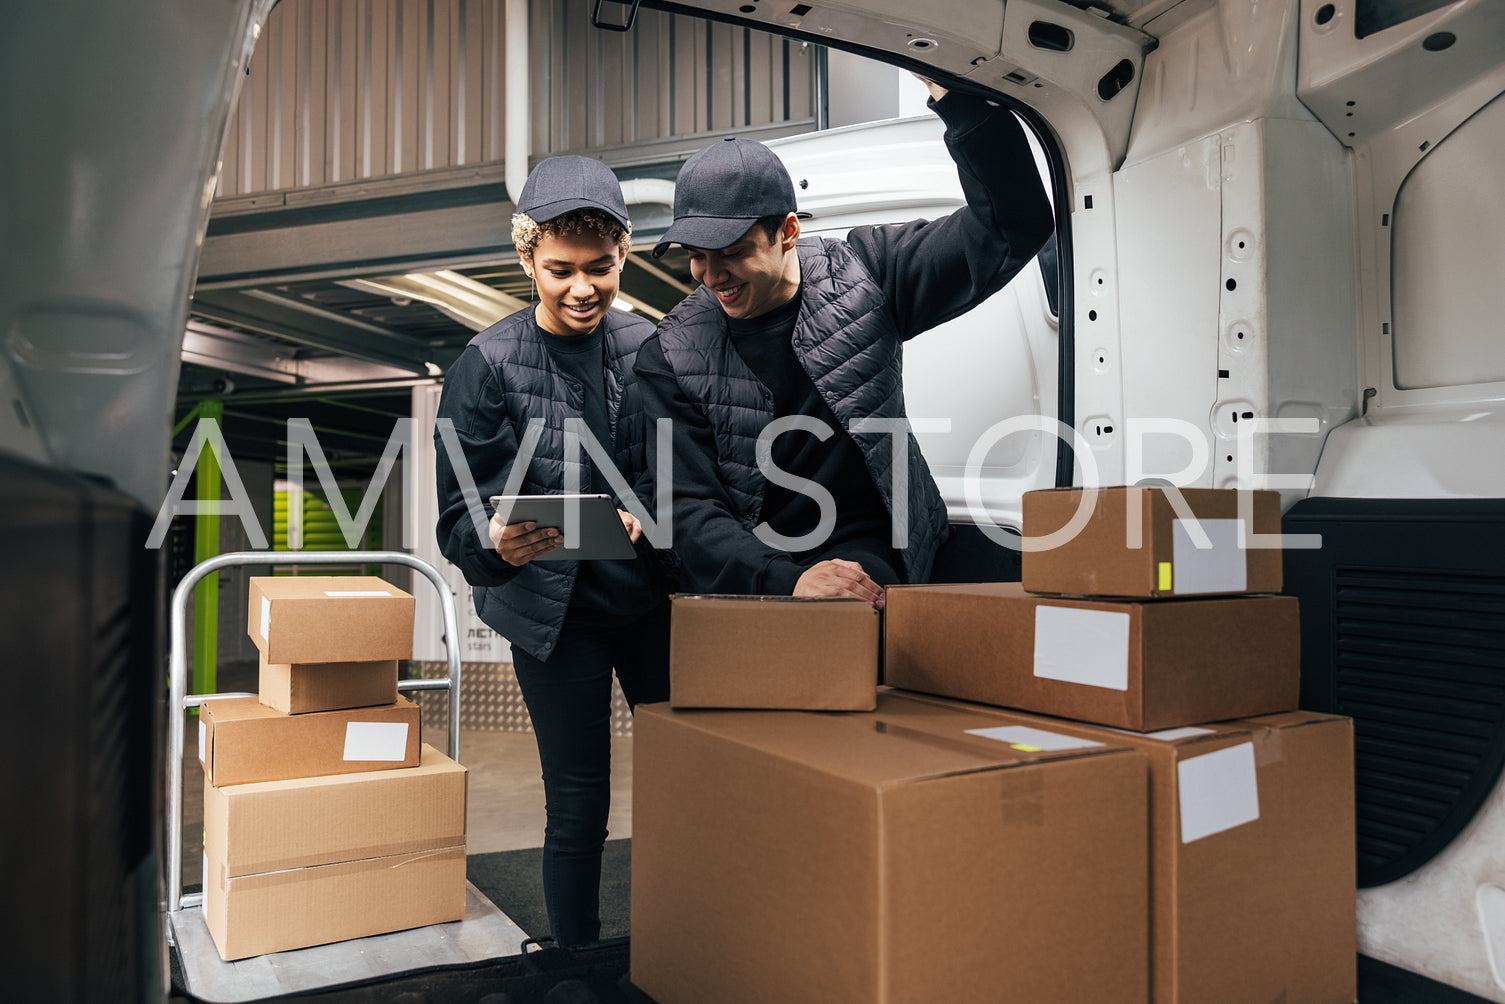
[
  {"xmin": 794, "ymin": 559, "xmax": 886, "ymax": 611},
  {"xmin": 911, "ymin": 72, "xmax": 948, "ymax": 102},
  {"xmin": 490, "ymin": 515, "xmax": 562, "ymax": 566}
]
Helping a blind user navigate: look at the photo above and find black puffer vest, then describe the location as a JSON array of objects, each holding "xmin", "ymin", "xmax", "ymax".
[
  {"xmin": 656, "ymin": 237, "xmax": 949, "ymax": 583},
  {"xmin": 470, "ymin": 310, "xmax": 661, "ymax": 660}
]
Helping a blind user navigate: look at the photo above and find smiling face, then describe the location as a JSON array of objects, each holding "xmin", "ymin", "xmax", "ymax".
[
  {"xmin": 522, "ymin": 228, "xmax": 625, "ymax": 336},
  {"xmin": 686, "ymin": 214, "xmax": 801, "ymax": 321}
]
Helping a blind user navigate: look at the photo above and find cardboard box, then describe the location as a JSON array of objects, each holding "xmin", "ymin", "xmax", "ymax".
[
  {"xmin": 199, "ymin": 695, "xmax": 420, "ymax": 786},
  {"xmin": 631, "ymin": 692, "xmax": 1149, "ymax": 1004},
  {"xmin": 258, "ymin": 651, "xmax": 399, "ymax": 714},
  {"xmin": 901, "ymin": 695, "xmax": 1357, "ymax": 1004},
  {"xmin": 1021, "ymin": 486, "xmax": 1283, "ymax": 598},
  {"xmin": 248, "ymin": 575, "xmax": 414, "ymax": 664},
  {"xmin": 884, "ymin": 582, "xmax": 1299, "ymax": 730},
  {"xmin": 669, "ymin": 594, "xmax": 879, "ymax": 710},
  {"xmin": 202, "ymin": 743, "xmax": 467, "ymax": 961}
]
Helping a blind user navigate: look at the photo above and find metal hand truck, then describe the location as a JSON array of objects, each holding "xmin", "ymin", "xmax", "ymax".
[{"xmin": 165, "ymin": 550, "xmax": 463, "ymax": 915}]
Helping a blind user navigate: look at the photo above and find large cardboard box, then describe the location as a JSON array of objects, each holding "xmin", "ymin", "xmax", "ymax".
[
  {"xmin": 199, "ymin": 695, "xmax": 420, "ymax": 786},
  {"xmin": 1021, "ymin": 486, "xmax": 1283, "ymax": 598},
  {"xmin": 884, "ymin": 581, "xmax": 1299, "ymax": 730},
  {"xmin": 202, "ymin": 743, "xmax": 467, "ymax": 961},
  {"xmin": 248, "ymin": 575, "xmax": 415, "ymax": 664},
  {"xmin": 669, "ymin": 594, "xmax": 879, "ymax": 710},
  {"xmin": 631, "ymin": 692, "xmax": 1149, "ymax": 1004},
  {"xmin": 258, "ymin": 651, "xmax": 399, "ymax": 714},
  {"xmin": 903, "ymin": 696, "xmax": 1357, "ymax": 1003}
]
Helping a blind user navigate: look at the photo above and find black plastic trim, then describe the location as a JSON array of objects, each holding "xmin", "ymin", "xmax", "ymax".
[
  {"xmin": 1355, "ymin": 0, "xmax": 1456, "ymax": 40},
  {"xmin": 1284, "ymin": 497, "xmax": 1505, "ymax": 887},
  {"xmin": 1360, "ymin": 953, "xmax": 1491, "ymax": 1002}
]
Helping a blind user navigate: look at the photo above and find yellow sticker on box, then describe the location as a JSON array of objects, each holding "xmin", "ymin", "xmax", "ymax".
[{"xmin": 1158, "ymin": 561, "xmax": 1173, "ymax": 592}]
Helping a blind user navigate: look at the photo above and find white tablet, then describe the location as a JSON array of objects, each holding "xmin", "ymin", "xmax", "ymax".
[{"xmin": 489, "ymin": 493, "xmax": 637, "ymax": 561}]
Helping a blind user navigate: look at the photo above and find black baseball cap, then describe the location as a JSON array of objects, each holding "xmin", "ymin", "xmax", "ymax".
[
  {"xmin": 514, "ymin": 155, "xmax": 632, "ymax": 229},
  {"xmin": 652, "ymin": 137, "xmax": 807, "ymax": 258}
]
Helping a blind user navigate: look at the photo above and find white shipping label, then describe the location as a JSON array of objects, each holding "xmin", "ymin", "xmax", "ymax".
[
  {"xmin": 1178, "ymin": 742, "xmax": 1260, "ymax": 842},
  {"xmin": 198, "ymin": 719, "xmax": 205, "ymax": 762},
  {"xmin": 1033, "ymin": 606, "xmax": 1131, "ymax": 691},
  {"xmin": 1103, "ymin": 725, "xmax": 1216, "ymax": 742},
  {"xmin": 259, "ymin": 595, "xmax": 270, "ymax": 640},
  {"xmin": 1171, "ymin": 518, "xmax": 1247, "ymax": 594},
  {"xmin": 966, "ymin": 726, "xmax": 1104, "ymax": 752},
  {"xmin": 324, "ymin": 590, "xmax": 394, "ymax": 597},
  {"xmin": 343, "ymin": 721, "xmax": 409, "ymax": 761}
]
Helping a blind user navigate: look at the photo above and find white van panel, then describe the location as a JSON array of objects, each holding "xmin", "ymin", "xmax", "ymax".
[
  {"xmin": 1313, "ymin": 411, "xmax": 1505, "ymax": 499},
  {"xmin": 0, "ymin": 356, "xmax": 50, "ymax": 466},
  {"xmin": 1113, "ymin": 135, "xmax": 1225, "ymax": 485},
  {"xmin": 1, "ymin": 0, "xmax": 270, "ymax": 509},
  {"xmin": 1303, "ymin": 4, "xmax": 1505, "ymax": 504},
  {"xmin": 1392, "ymin": 92, "xmax": 1505, "ymax": 392},
  {"xmin": 1359, "ymin": 780, "xmax": 1505, "ymax": 1002},
  {"xmin": 1109, "ymin": 113, "xmax": 1355, "ymax": 503}
]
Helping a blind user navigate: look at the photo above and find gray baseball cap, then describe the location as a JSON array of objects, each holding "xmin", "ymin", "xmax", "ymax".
[
  {"xmin": 652, "ymin": 137, "xmax": 806, "ymax": 258},
  {"xmin": 514, "ymin": 155, "xmax": 631, "ymax": 229}
]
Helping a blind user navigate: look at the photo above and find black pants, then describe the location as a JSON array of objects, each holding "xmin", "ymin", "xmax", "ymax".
[{"xmin": 509, "ymin": 602, "xmax": 671, "ymax": 948}]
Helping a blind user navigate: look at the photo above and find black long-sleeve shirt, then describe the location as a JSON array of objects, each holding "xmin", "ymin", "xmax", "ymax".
[
  {"xmin": 633, "ymin": 91, "xmax": 1054, "ymax": 595},
  {"xmin": 434, "ymin": 308, "xmax": 669, "ymax": 644}
]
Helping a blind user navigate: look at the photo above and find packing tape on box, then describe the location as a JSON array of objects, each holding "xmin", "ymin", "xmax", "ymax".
[
  {"xmin": 870, "ymin": 719, "xmax": 1045, "ymax": 826},
  {"xmin": 377, "ymin": 845, "xmax": 466, "ymax": 870},
  {"xmin": 227, "ymin": 835, "xmax": 463, "ymax": 879},
  {"xmin": 993, "ymin": 768, "xmax": 1046, "ymax": 827},
  {"xmin": 1253, "ymin": 722, "xmax": 1285, "ymax": 767},
  {"xmin": 225, "ymin": 844, "xmax": 465, "ymax": 892}
]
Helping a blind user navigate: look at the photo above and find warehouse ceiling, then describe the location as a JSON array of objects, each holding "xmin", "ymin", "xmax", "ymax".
[
  {"xmin": 175, "ymin": 233, "xmax": 699, "ymax": 479},
  {"xmin": 175, "ymin": 0, "xmax": 1136, "ymax": 480},
  {"xmin": 165, "ymin": 87, "xmax": 836, "ymax": 481}
]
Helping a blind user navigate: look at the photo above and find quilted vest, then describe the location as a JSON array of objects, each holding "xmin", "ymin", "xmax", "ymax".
[
  {"xmin": 469, "ymin": 309, "xmax": 657, "ymax": 661},
  {"xmin": 656, "ymin": 237, "xmax": 949, "ymax": 583}
]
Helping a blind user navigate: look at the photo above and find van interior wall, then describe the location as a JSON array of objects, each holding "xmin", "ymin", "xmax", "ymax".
[
  {"xmin": 1, "ymin": 0, "xmax": 270, "ymax": 511},
  {"xmin": 1081, "ymin": 0, "xmax": 1357, "ymax": 501},
  {"xmin": 1285, "ymin": 2, "xmax": 1505, "ymax": 999},
  {"xmin": 1299, "ymin": 0, "xmax": 1505, "ymax": 500}
]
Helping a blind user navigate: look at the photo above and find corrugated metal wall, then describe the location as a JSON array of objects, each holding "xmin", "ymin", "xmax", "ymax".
[{"xmin": 216, "ymin": 0, "xmax": 818, "ymax": 197}]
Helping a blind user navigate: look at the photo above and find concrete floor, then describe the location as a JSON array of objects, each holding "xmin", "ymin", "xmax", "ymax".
[{"xmin": 449, "ymin": 728, "xmax": 635, "ymax": 854}]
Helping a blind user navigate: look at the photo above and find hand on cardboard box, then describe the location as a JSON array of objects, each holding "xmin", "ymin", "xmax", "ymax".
[
  {"xmin": 794, "ymin": 558, "xmax": 886, "ymax": 611},
  {"xmin": 490, "ymin": 514, "xmax": 563, "ymax": 566}
]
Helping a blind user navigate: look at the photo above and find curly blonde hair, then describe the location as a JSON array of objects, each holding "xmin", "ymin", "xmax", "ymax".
[{"xmin": 512, "ymin": 208, "xmax": 632, "ymax": 262}]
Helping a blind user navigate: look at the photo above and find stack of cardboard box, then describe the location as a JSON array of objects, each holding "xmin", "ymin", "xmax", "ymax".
[
  {"xmin": 632, "ymin": 487, "xmax": 1356, "ymax": 1004},
  {"xmin": 197, "ymin": 575, "xmax": 468, "ymax": 961}
]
